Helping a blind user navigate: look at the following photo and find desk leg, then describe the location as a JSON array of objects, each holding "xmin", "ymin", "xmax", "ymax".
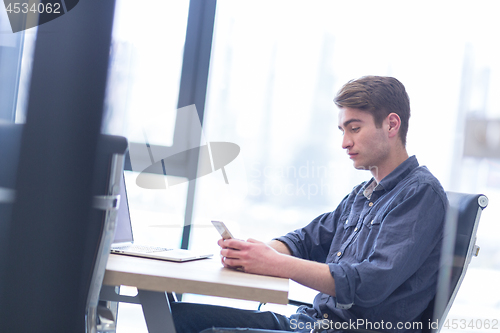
[{"xmin": 138, "ymin": 289, "xmax": 177, "ymax": 333}]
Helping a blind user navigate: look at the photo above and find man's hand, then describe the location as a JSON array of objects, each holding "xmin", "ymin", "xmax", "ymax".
[
  {"xmin": 218, "ymin": 238, "xmax": 289, "ymax": 277},
  {"xmin": 217, "ymin": 238, "xmax": 337, "ymax": 297}
]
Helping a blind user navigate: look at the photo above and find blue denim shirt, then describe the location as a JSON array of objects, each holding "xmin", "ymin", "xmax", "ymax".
[{"xmin": 277, "ymin": 156, "xmax": 447, "ymax": 332}]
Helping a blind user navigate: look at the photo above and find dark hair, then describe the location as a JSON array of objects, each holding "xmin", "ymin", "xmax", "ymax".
[{"xmin": 334, "ymin": 76, "xmax": 411, "ymax": 146}]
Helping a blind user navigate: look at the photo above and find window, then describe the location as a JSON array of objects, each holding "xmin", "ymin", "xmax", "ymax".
[
  {"xmin": 0, "ymin": 8, "xmax": 37, "ymax": 123},
  {"xmin": 103, "ymin": 0, "xmax": 190, "ymax": 146},
  {"xmin": 186, "ymin": 0, "xmax": 500, "ymax": 324},
  {"xmin": 103, "ymin": 0, "xmax": 191, "ymax": 247}
]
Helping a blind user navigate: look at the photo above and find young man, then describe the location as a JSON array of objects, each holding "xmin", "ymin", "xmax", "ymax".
[{"xmin": 171, "ymin": 76, "xmax": 447, "ymax": 333}]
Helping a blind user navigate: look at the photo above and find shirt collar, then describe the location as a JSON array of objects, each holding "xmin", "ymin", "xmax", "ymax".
[
  {"xmin": 379, "ymin": 155, "xmax": 419, "ymax": 191},
  {"xmin": 360, "ymin": 155, "xmax": 419, "ymax": 198},
  {"xmin": 362, "ymin": 178, "xmax": 379, "ymax": 199}
]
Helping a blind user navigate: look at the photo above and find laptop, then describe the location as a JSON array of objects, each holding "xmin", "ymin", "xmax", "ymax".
[{"xmin": 110, "ymin": 173, "xmax": 213, "ymax": 262}]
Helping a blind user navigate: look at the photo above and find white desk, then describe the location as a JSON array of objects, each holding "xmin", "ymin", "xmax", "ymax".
[{"xmin": 101, "ymin": 254, "xmax": 290, "ymax": 333}]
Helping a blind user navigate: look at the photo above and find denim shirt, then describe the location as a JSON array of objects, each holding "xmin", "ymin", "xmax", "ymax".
[{"xmin": 277, "ymin": 156, "xmax": 447, "ymax": 332}]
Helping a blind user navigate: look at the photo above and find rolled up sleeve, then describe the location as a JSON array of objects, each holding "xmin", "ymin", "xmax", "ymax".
[{"xmin": 276, "ymin": 211, "xmax": 337, "ymax": 263}]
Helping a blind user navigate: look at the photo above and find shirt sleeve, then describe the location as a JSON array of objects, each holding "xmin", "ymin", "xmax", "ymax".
[
  {"xmin": 330, "ymin": 181, "xmax": 446, "ymax": 309},
  {"xmin": 275, "ymin": 195, "xmax": 349, "ymax": 263}
]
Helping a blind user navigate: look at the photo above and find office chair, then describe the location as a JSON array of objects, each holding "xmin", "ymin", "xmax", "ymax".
[
  {"xmin": 198, "ymin": 191, "xmax": 488, "ymax": 333},
  {"xmin": 0, "ymin": 123, "xmax": 127, "ymax": 333},
  {"xmin": 85, "ymin": 134, "xmax": 128, "ymax": 333},
  {"xmin": 425, "ymin": 192, "xmax": 488, "ymax": 333}
]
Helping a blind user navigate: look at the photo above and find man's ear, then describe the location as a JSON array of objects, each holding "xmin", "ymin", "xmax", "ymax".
[{"xmin": 387, "ymin": 113, "xmax": 401, "ymax": 139}]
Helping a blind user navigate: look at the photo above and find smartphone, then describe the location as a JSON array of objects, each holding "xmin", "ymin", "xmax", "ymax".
[{"xmin": 211, "ymin": 220, "xmax": 234, "ymax": 240}]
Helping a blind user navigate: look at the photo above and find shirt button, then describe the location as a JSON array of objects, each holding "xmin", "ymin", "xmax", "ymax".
[
  {"xmin": 345, "ymin": 219, "xmax": 348, "ymax": 224},
  {"xmin": 368, "ymin": 202, "xmax": 374, "ymax": 207},
  {"xmin": 337, "ymin": 251, "xmax": 342, "ymax": 257},
  {"xmin": 323, "ymin": 313, "xmax": 329, "ymax": 319},
  {"xmin": 354, "ymin": 227, "xmax": 358, "ymax": 231},
  {"xmin": 371, "ymin": 220, "xmax": 374, "ymax": 225}
]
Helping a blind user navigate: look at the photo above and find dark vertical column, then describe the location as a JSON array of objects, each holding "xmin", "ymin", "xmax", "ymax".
[
  {"xmin": 177, "ymin": 0, "xmax": 217, "ymax": 250},
  {"xmin": 0, "ymin": 0, "xmax": 116, "ymax": 332}
]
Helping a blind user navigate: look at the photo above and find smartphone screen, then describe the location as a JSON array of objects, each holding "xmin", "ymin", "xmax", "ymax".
[{"xmin": 211, "ymin": 220, "xmax": 234, "ymax": 239}]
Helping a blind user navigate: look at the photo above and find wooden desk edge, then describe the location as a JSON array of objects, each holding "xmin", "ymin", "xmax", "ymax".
[{"xmin": 103, "ymin": 267, "xmax": 290, "ymax": 305}]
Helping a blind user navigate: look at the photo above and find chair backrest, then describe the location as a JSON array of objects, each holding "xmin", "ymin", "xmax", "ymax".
[
  {"xmin": 84, "ymin": 134, "xmax": 128, "ymax": 333},
  {"xmin": 0, "ymin": 123, "xmax": 127, "ymax": 332},
  {"xmin": 422, "ymin": 192, "xmax": 488, "ymax": 333}
]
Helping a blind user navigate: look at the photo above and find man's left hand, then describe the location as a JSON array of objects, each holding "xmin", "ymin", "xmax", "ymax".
[{"xmin": 218, "ymin": 238, "xmax": 288, "ymax": 277}]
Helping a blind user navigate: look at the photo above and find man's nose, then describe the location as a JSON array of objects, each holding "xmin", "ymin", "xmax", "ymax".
[{"xmin": 342, "ymin": 134, "xmax": 353, "ymax": 149}]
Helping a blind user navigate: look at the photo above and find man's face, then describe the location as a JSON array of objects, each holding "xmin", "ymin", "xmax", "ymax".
[{"xmin": 337, "ymin": 107, "xmax": 390, "ymax": 173}]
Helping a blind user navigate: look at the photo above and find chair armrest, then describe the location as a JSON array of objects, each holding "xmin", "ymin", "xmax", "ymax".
[{"xmin": 288, "ymin": 299, "xmax": 313, "ymax": 308}]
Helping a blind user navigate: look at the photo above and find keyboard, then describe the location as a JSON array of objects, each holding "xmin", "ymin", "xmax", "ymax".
[{"xmin": 111, "ymin": 244, "xmax": 173, "ymax": 253}]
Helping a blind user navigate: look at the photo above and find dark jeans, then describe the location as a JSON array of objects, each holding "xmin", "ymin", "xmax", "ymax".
[{"xmin": 171, "ymin": 302, "xmax": 319, "ymax": 333}]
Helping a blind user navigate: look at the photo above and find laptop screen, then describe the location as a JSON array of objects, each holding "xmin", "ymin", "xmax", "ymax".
[{"xmin": 112, "ymin": 173, "xmax": 134, "ymax": 244}]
